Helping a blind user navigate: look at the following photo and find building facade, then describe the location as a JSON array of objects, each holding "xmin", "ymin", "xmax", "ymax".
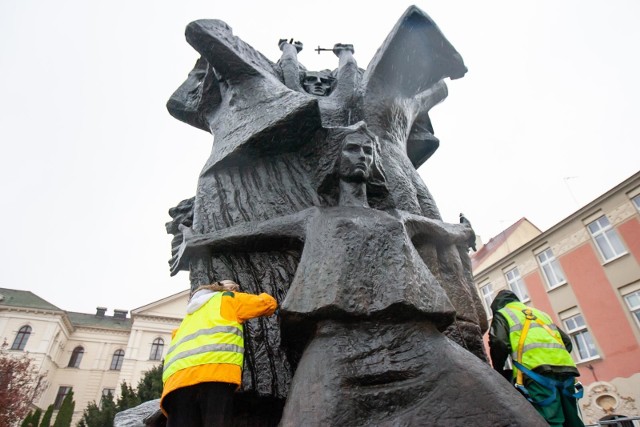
[
  {"xmin": 0, "ymin": 288, "xmax": 188, "ymax": 425},
  {"xmin": 472, "ymin": 171, "xmax": 640, "ymax": 424}
]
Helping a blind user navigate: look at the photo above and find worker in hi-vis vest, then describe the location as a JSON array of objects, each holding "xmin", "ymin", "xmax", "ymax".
[
  {"xmin": 489, "ymin": 289, "xmax": 584, "ymax": 427},
  {"xmin": 161, "ymin": 280, "xmax": 277, "ymax": 427}
]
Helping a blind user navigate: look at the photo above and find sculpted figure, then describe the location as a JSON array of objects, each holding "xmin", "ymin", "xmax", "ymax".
[
  {"xmin": 165, "ymin": 5, "xmax": 537, "ymax": 424},
  {"xmin": 274, "ymin": 18, "xmax": 488, "ymax": 358},
  {"xmin": 170, "ymin": 123, "xmax": 546, "ymax": 425},
  {"xmin": 171, "ymin": 123, "xmax": 462, "ymax": 327},
  {"xmin": 278, "ymin": 40, "xmax": 357, "ymax": 91},
  {"xmin": 168, "ymin": 6, "xmax": 486, "ymax": 361}
]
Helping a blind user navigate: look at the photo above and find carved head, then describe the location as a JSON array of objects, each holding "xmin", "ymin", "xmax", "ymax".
[
  {"xmin": 338, "ymin": 132, "xmax": 374, "ymax": 183},
  {"xmin": 302, "ymin": 71, "xmax": 334, "ymax": 96},
  {"xmin": 316, "ymin": 121, "xmax": 390, "ymax": 207}
]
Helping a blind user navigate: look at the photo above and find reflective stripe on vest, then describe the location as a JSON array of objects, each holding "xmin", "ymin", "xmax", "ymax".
[
  {"xmin": 498, "ymin": 301, "xmax": 576, "ymax": 379},
  {"xmin": 162, "ymin": 292, "xmax": 244, "ymax": 383}
]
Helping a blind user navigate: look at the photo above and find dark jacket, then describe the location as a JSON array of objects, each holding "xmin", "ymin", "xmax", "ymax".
[{"xmin": 488, "ymin": 290, "xmax": 579, "ymax": 381}]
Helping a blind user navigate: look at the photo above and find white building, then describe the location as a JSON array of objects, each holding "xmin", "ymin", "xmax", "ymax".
[{"xmin": 0, "ymin": 287, "xmax": 189, "ymax": 425}]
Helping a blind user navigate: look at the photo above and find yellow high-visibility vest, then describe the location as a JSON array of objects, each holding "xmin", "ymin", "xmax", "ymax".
[
  {"xmin": 162, "ymin": 292, "xmax": 244, "ymax": 384},
  {"xmin": 498, "ymin": 301, "xmax": 576, "ymax": 381}
]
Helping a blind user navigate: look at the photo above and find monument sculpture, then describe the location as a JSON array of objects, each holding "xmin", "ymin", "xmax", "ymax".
[{"xmin": 166, "ymin": 5, "xmax": 547, "ymax": 425}]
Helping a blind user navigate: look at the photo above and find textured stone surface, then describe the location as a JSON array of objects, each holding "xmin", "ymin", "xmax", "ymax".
[{"xmin": 114, "ymin": 399, "xmax": 160, "ymax": 427}]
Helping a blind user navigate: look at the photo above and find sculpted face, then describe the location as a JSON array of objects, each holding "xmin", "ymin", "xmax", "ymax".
[
  {"xmin": 338, "ymin": 133, "xmax": 374, "ymax": 182},
  {"xmin": 302, "ymin": 72, "xmax": 333, "ymax": 96}
]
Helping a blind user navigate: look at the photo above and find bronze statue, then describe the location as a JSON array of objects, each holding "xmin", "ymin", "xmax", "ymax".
[{"xmin": 166, "ymin": 5, "xmax": 547, "ymax": 425}]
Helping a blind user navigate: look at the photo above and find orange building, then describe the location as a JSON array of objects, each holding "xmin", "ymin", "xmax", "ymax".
[{"xmin": 472, "ymin": 171, "xmax": 640, "ymax": 424}]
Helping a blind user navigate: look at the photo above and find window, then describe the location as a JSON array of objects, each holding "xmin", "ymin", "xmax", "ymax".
[
  {"xmin": 110, "ymin": 349, "xmax": 125, "ymax": 370},
  {"xmin": 54, "ymin": 386, "xmax": 72, "ymax": 409},
  {"xmin": 504, "ymin": 267, "xmax": 529, "ymax": 302},
  {"xmin": 11, "ymin": 325, "xmax": 32, "ymax": 350},
  {"xmin": 632, "ymin": 194, "xmax": 640, "ymax": 211},
  {"xmin": 68, "ymin": 346, "xmax": 84, "ymax": 368},
  {"xmin": 100, "ymin": 388, "xmax": 115, "ymax": 409},
  {"xmin": 564, "ymin": 314, "xmax": 598, "ymax": 361},
  {"xmin": 149, "ymin": 338, "xmax": 164, "ymax": 361},
  {"xmin": 480, "ymin": 283, "xmax": 494, "ymax": 317},
  {"xmin": 623, "ymin": 290, "xmax": 640, "ymax": 327},
  {"xmin": 537, "ymin": 248, "xmax": 566, "ymax": 289},
  {"xmin": 587, "ymin": 216, "xmax": 626, "ymax": 262}
]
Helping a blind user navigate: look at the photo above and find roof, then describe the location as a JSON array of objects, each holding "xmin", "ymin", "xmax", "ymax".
[
  {"xmin": 472, "ymin": 169, "xmax": 640, "ymax": 276},
  {"xmin": 0, "ymin": 287, "xmax": 62, "ymax": 311},
  {"xmin": 471, "ymin": 218, "xmax": 537, "ymax": 271},
  {"xmin": 65, "ymin": 311, "xmax": 132, "ymax": 331},
  {"xmin": 130, "ymin": 289, "xmax": 189, "ymax": 315},
  {"xmin": 0, "ymin": 287, "xmax": 132, "ymax": 331}
]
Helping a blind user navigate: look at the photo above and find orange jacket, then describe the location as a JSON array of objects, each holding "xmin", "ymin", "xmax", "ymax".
[{"xmin": 161, "ymin": 291, "xmax": 277, "ymax": 412}]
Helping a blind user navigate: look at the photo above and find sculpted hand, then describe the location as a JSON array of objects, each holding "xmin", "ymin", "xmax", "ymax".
[
  {"xmin": 435, "ymin": 221, "xmax": 473, "ymax": 244},
  {"xmin": 169, "ymin": 225, "xmax": 195, "ymax": 276},
  {"xmin": 279, "ymin": 38, "xmax": 303, "ymax": 52},
  {"xmin": 460, "ymin": 223, "xmax": 474, "ymax": 241},
  {"xmin": 332, "ymin": 43, "xmax": 354, "ymax": 56},
  {"xmin": 169, "ymin": 246, "xmax": 185, "ymax": 276}
]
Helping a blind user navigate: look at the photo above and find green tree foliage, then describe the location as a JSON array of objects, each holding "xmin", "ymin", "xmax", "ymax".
[
  {"xmin": 52, "ymin": 390, "xmax": 75, "ymax": 427},
  {"xmin": 0, "ymin": 340, "xmax": 48, "ymax": 427},
  {"xmin": 21, "ymin": 410, "xmax": 34, "ymax": 427},
  {"xmin": 116, "ymin": 382, "xmax": 140, "ymax": 411},
  {"xmin": 135, "ymin": 364, "xmax": 163, "ymax": 402},
  {"xmin": 78, "ymin": 391, "xmax": 117, "ymax": 427},
  {"xmin": 77, "ymin": 365, "xmax": 162, "ymax": 427},
  {"xmin": 31, "ymin": 408, "xmax": 43, "ymax": 426},
  {"xmin": 39, "ymin": 405, "xmax": 54, "ymax": 427}
]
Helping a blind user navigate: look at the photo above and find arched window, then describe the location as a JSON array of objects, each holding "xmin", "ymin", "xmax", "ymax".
[
  {"xmin": 11, "ymin": 325, "xmax": 32, "ymax": 350},
  {"xmin": 68, "ymin": 346, "xmax": 84, "ymax": 368},
  {"xmin": 54, "ymin": 386, "xmax": 72, "ymax": 410},
  {"xmin": 149, "ymin": 338, "xmax": 164, "ymax": 361},
  {"xmin": 110, "ymin": 349, "xmax": 125, "ymax": 370}
]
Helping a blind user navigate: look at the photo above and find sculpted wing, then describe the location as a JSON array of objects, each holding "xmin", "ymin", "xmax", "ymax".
[
  {"xmin": 362, "ymin": 5, "xmax": 467, "ymax": 98},
  {"xmin": 168, "ymin": 19, "xmax": 323, "ymax": 173},
  {"xmin": 361, "ymin": 5, "xmax": 467, "ymax": 168}
]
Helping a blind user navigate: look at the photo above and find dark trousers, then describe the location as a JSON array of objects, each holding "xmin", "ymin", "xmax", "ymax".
[
  {"xmin": 527, "ymin": 376, "xmax": 585, "ymax": 427},
  {"xmin": 164, "ymin": 382, "xmax": 235, "ymax": 427}
]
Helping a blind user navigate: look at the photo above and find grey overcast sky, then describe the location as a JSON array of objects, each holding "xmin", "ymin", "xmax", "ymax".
[{"xmin": 1, "ymin": 0, "xmax": 638, "ymax": 314}]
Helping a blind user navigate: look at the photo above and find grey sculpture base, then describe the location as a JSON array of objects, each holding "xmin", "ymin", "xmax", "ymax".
[{"xmin": 280, "ymin": 320, "xmax": 547, "ymax": 427}]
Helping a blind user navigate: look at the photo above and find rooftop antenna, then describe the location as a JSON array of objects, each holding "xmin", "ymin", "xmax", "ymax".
[{"xmin": 563, "ymin": 176, "xmax": 579, "ymax": 206}]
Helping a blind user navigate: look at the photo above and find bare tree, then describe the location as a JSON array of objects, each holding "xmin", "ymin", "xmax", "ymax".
[{"xmin": 0, "ymin": 340, "xmax": 48, "ymax": 427}]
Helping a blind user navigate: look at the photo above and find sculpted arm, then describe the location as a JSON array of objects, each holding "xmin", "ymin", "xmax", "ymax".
[
  {"xmin": 332, "ymin": 43, "xmax": 358, "ymax": 99},
  {"xmin": 414, "ymin": 80, "xmax": 448, "ymax": 115},
  {"xmin": 278, "ymin": 39, "xmax": 304, "ymax": 92},
  {"xmin": 170, "ymin": 209, "xmax": 311, "ymax": 275},
  {"xmin": 401, "ymin": 211, "xmax": 474, "ymax": 246}
]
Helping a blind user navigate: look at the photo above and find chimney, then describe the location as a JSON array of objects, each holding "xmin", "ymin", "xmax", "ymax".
[
  {"xmin": 113, "ymin": 309, "xmax": 128, "ymax": 319},
  {"xmin": 96, "ymin": 307, "xmax": 107, "ymax": 317}
]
